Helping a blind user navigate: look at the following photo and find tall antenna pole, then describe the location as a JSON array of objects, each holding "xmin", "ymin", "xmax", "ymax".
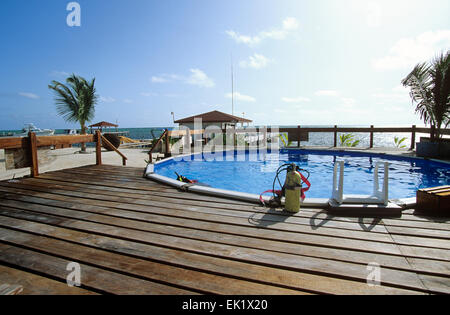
[{"xmin": 231, "ymin": 53, "xmax": 234, "ymax": 116}]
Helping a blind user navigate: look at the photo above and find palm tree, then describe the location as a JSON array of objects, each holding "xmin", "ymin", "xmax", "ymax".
[
  {"xmin": 48, "ymin": 74, "xmax": 98, "ymax": 152},
  {"xmin": 401, "ymin": 50, "xmax": 450, "ymax": 141}
]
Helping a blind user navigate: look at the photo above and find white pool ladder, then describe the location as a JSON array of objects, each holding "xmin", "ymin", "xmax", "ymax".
[{"xmin": 331, "ymin": 161, "xmax": 389, "ymax": 206}]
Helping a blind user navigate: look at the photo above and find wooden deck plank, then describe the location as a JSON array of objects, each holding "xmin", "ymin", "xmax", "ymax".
[
  {"xmin": 417, "ymin": 274, "xmax": 450, "ymax": 294},
  {"xmin": 0, "ymin": 194, "xmax": 404, "ymax": 254},
  {"xmin": 2, "ymin": 186, "xmax": 448, "ymax": 264},
  {"xmin": 0, "ymin": 264, "xmax": 97, "ymax": 295},
  {"xmin": 20, "ymin": 178, "xmax": 450, "ymax": 239},
  {"xmin": 382, "ymin": 218, "xmax": 450, "ymax": 231},
  {"xmin": 39, "ymin": 171, "xmax": 251, "ymax": 204},
  {"xmin": 20, "ymin": 173, "xmax": 450, "ymax": 230},
  {"xmin": 0, "ymin": 208, "xmax": 429, "ymax": 292},
  {"xmin": 406, "ymin": 257, "xmax": 450, "ymax": 277},
  {"xmin": 0, "ymin": 215, "xmax": 419, "ymax": 295},
  {"xmin": 0, "ymin": 184, "xmax": 448, "ymax": 266},
  {"xmin": 7, "ymin": 178, "xmax": 392, "ymax": 234},
  {"xmin": 0, "ymin": 186, "xmax": 407, "ymax": 256},
  {"xmin": 0, "ymin": 182, "xmax": 396, "ymax": 243},
  {"xmin": 0, "ymin": 227, "xmax": 306, "ymax": 295},
  {"xmin": 37, "ymin": 171, "xmax": 256, "ymax": 205},
  {"xmin": 0, "ymin": 202, "xmax": 416, "ymax": 273},
  {"xmin": 0, "ymin": 244, "xmax": 195, "ymax": 295},
  {"xmin": 33, "ymin": 174, "xmax": 450, "ymax": 231},
  {"xmin": 0, "ymin": 164, "xmax": 448, "ymax": 295},
  {"xmin": 0, "ymin": 194, "xmax": 429, "ymax": 268},
  {"xmin": 389, "ymin": 233, "xmax": 450, "ymax": 250}
]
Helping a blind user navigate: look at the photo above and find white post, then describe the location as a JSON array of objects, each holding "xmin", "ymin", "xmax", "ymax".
[
  {"xmin": 332, "ymin": 161, "xmax": 344, "ymax": 203},
  {"xmin": 373, "ymin": 162, "xmax": 389, "ymax": 205}
]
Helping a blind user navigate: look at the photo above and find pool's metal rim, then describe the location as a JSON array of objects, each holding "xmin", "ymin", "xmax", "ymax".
[{"xmin": 142, "ymin": 148, "xmax": 442, "ymax": 209}]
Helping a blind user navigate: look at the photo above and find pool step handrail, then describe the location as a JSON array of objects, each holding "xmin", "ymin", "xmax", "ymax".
[{"xmin": 331, "ymin": 161, "xmax": 389, "ymax": 206}]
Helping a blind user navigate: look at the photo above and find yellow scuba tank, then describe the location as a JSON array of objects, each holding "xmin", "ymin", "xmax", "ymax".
[{"xmin": 284, "ymin": 167, "xmax": 302, "ymax": 213}]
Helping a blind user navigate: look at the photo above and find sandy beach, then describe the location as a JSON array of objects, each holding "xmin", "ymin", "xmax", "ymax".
[{"xmin": 0, "ymin": 147, "xmax": 152, "ymax": 181}]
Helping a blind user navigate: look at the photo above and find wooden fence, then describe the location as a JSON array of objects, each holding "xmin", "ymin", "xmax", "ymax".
[
  {"xmin": 288, "ymin": 125, "xmax": 450, "ymax": 149},
  {"xmin": 161, "ymin": 125, "xmax": 449, "ymax": 156},
  {"xmin": 0, "ymin": 130, "xmax": 127, "ymax": 177}
]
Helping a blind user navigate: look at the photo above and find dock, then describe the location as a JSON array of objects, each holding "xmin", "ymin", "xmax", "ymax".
[{"xmin": 0, "ymin": 164, "xmax": 449, "ymax": 295}]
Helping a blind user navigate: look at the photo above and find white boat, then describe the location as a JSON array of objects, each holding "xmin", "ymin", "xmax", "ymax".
[
  {"xmin": 16, "ymin": 123, "xmax": 55, "ymax": 137},
  {"xmin": 66, "ymin": 129, "xmax": 79, "ymax": 135}
]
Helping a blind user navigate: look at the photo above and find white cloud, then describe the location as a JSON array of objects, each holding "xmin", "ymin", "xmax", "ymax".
[
  {"xmin": 372, "ymin": 85, "xmax": 410, "ymax": 104},
  {"xmin": 151, "ymin": 76, "xmax": 169, "ymax": 83},
  {"xmin": 367, "ymin": 2, "xmax": 382, "ymax": 28},
  {"xmin": 19, "ymin": 92, "xmax": 39, "ymax": 99},
  {"xmin": 186, "ymin": 69, "xmax": 215, "ymax": 88},
  {"xmin": 123, "ymin": 99, "xmax": 133, "ymax": 104},
  {"xmin": 313, "ymin": 90, "xmax": 357, "ymax": 110},
  {"xmin": 226, "ymin": 17, "xmax": 299, "ymax": 46},
  {"xmin": 239, "ymin": 54, "xmax": 271, "ymax": 69},
  {"xmin": 282, "ymin": 17, "xmax": 299, "ymax": 31},
  {"xmin": 274, "ymin": 108, "xmax": 288, "ymax": 114},
  {"xmin": 372, "ymin": 30, "xmax": 450, "ymax": 71},
  {"xmin": 315, "ymin": 90, "xmax": 339, "ymax": 97},
  {"xmin": 281, "ymin": 96, "xmax": 311, "ymax": 103},
  {"xmin": 225, "ymin": 92, "xmax": 256, "ymax": 102},
  {"xmin": 340, "ymin": 97, "xmax": 356, "ymax": 108},
  {"xmin": 151, "ymin": 69, "xmax": 214, "ymax": 88},
  {"xmin": 99, "ymin": 96, "xmax": 116, "ymax": 103},
  {"xmin": 226, "ymin": 31, "xmax": 261, "ymax": 46}
]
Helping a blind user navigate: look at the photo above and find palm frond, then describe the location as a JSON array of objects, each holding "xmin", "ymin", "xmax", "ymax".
[
  {"xmin": 48, "ymin": 81, "xmax": 79, "ymax": 123},
  {"xmin": 402, "ymin": 50, "xmax": 450, "ymax": 139},
  {"xmin": 49, "ymin": 74, "xmax": 98, "ymax": 127}
]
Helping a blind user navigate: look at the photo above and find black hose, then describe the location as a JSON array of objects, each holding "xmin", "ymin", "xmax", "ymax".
[
  {"xmin": 271, "ymin": 163, "xmax": 292, "ymax": 198},
  {"xmin": 271, "ymin": 163, "xmax": 310, "ymax": 199}
]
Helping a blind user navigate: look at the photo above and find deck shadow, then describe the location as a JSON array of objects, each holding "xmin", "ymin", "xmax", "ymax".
[
  {"xmin": 309, "ymin": 210, "xmax": 334, "ymax": 230},
  {"xmin": 248, "ymin": 208, "xmax": 291, "ymax": 227}
]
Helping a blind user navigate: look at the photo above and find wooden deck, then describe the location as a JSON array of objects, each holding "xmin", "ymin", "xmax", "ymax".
[{"xmin": 0, "ymin": 164, "xmax": 448, "ymax": 295}]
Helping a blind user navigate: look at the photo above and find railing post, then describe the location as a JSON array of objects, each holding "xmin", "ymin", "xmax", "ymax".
[
  {"xmin": 430, "ymin": 124, "xmax": 435, "ymax": 142},
  {"xmin": 410, "ymin": 125, "xmax": 416, "ymax": 150},
  {"xmin": 256, "ymin": 127, "xmax": 260, "ymax": 147},
  {"xmin": 164, "ymin": 129, "xmax": 170, "ymax": 156},
  {"xmin": 263, "ymin": 127, "xmax": 268, "ymax": 149},
  {"xmin": 370, "ymin": 125, "xmax": 374, "ymax": 148},
  {"xmin": 297, "ymin": 125, "xmax": 301, "ymax": 148},
  {"xmin": 95, "ymin": 130, "xmax": 102, "ymax": 165},
  {"xmin": 333, "ymin": 125, "xmax": 338, "ymax": 147},
  {"xmin": 28, "ymin": 132, "xmax": 38, "ymax": 177}
]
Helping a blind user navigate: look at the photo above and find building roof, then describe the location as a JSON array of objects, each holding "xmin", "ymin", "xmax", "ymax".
[
  {"xmin": 174, "ymin": 110, "xmax": 252, "ymax": 124},
  {"xmin": 89, "ymin": 121, "xmax": 119, "ymax": 128}
]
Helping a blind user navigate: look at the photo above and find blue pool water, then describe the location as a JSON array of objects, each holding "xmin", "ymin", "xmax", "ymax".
[{"xmin": 154, "ymin": 150, "xmax": 450, "ymax": 199}]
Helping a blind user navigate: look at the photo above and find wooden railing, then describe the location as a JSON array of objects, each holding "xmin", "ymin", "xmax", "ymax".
[
  {"xmin": 148, "ymin": 129, "xmax": 169, "ymax": 162},
  {"xmin": 283, "ymin": 125, "xmax": 450, "ymax": 150},
  {"xmin": 160, "ymin": 125, "xmax": 450, "ymax": 156},
  {"xmin": 0, "ymin": 131, "xmax": 127, "ymax": 177},
  {"xmin": 98, "ymin": 132, "xmax": 127, "ymax": 166}
]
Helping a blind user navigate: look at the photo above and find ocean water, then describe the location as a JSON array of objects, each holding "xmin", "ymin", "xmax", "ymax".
[
  {"xmin": 54, "ymin": 127, "xmax": 169, "ymax": 140},
  {"xmin": 0, "ymin": 126, "xmax": 432, "ymax": 148},
  {"xmin": 0, "ymin": 127, "xmax": 167, "ymax": 140}
]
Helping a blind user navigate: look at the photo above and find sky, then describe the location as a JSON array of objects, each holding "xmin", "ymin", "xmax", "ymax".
[{"xmin": 0, "ymin": 0, "xmax": 449, "ymax": 129}]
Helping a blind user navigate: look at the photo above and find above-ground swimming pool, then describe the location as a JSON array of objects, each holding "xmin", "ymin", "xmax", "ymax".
[{"xmin": 153, "ymin": 149, "xmax": 450, "ymax": 200}]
